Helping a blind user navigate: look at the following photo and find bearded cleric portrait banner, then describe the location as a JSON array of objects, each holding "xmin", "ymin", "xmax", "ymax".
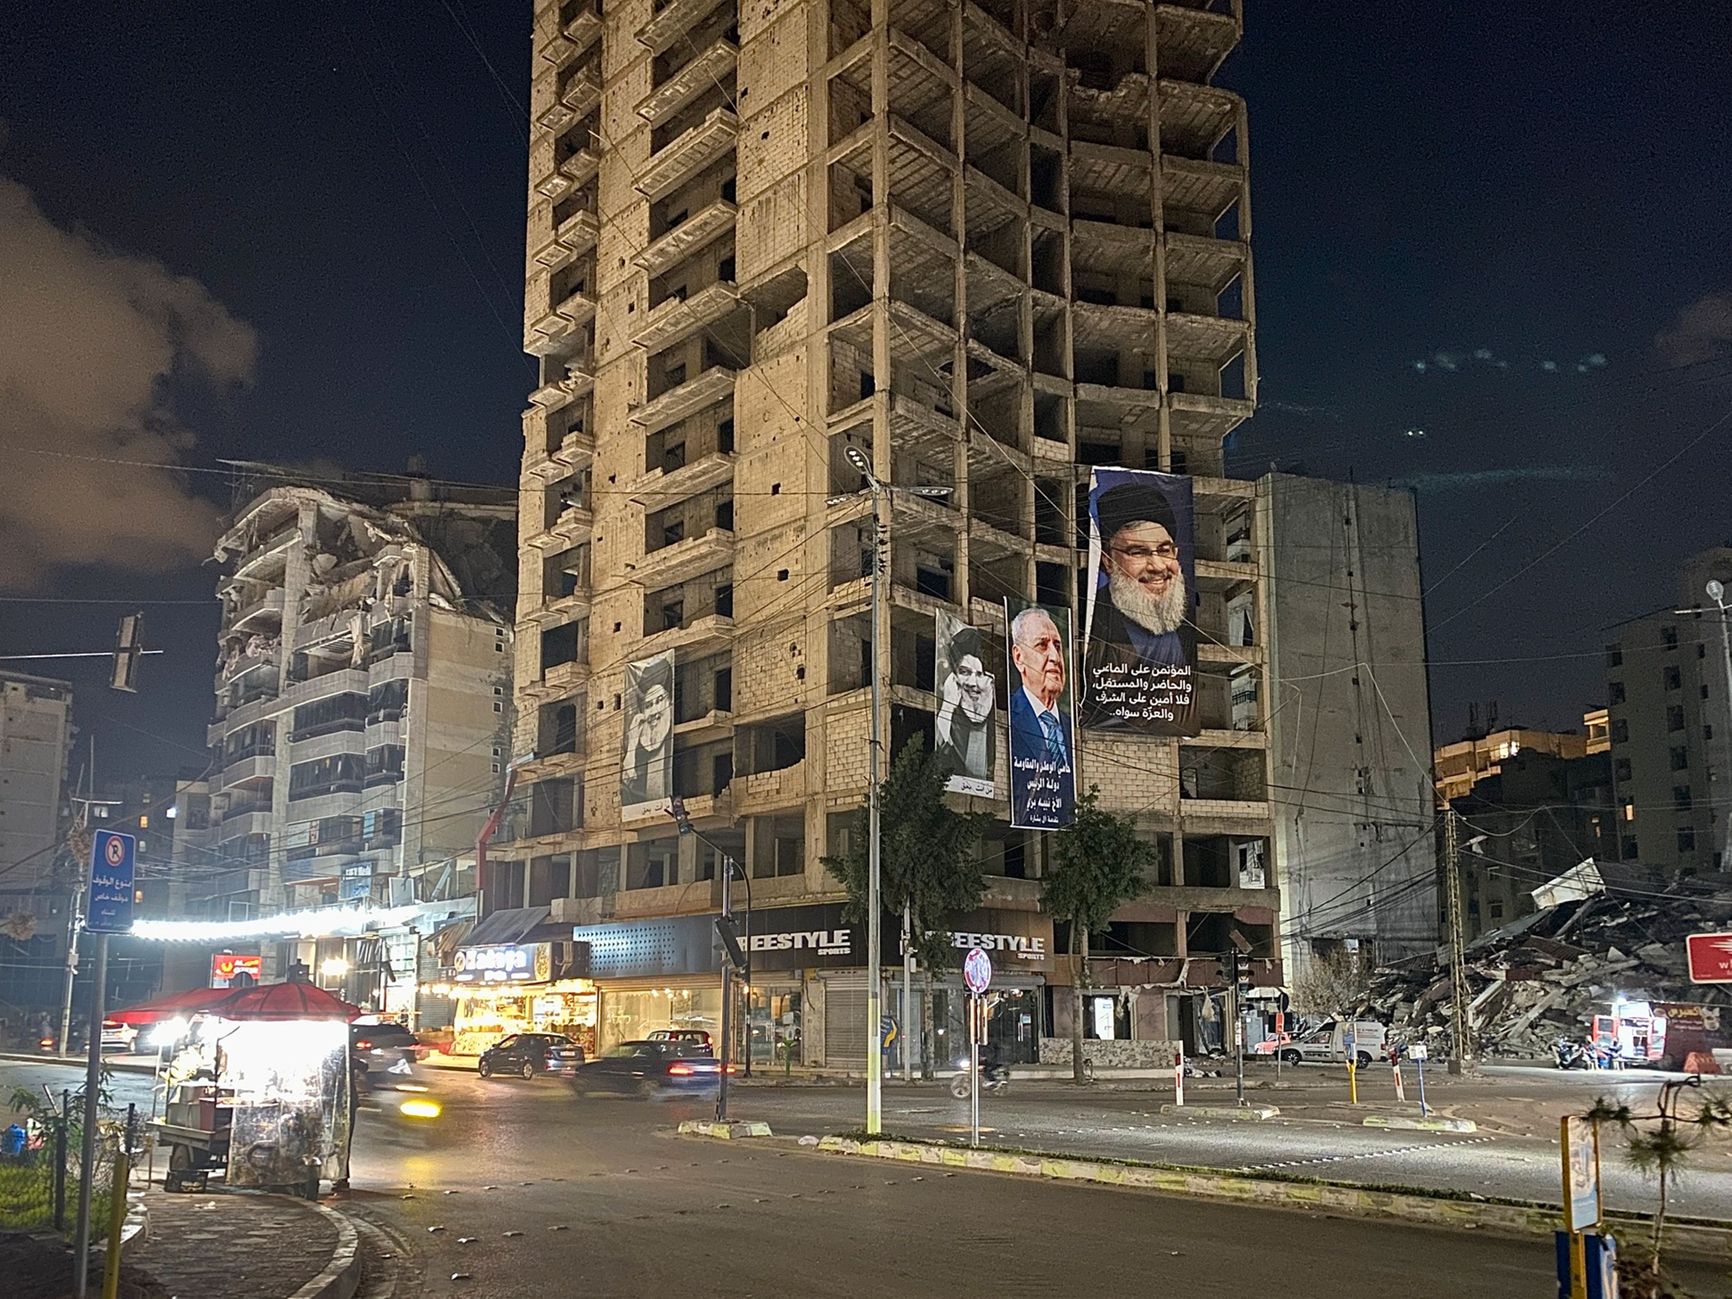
[
  {"xmin": 620, "ymin": 650, "xmax": 674, "ymax": 820},
  {"xmin": 933, "ymin": 610, "xmax": 996, "ymax": 797},
  {"xmin": 1081, "ymin": 467, "xmax": 1199, "ymax": 735},
  {"xmin": 1004, "ymin": 597, "xmax": 1076, "ymax": 829}
]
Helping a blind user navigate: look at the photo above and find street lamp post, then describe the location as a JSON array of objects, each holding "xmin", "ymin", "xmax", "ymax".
[
  {"xmin": 669, "ymin": 799, "xmax": 752, "ymax": 1117},
  {"xmin": 839, "ymin": 446, "xmax": 951, "ymax": 1130}
]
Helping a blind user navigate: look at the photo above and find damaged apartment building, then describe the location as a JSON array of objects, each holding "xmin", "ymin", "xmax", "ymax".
[
  {"xmin": 500, "ymin": 0, "xmax": 1304, "ymax": 1066},
  {"xmin": 203, "ymin": 475, "xmax": 515, "ymax": 1011}
]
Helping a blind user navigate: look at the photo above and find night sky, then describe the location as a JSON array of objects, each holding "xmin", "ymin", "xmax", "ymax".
[{"xmin": 4, "ymin": 3, "xmax": 1729, "ymax": 783}]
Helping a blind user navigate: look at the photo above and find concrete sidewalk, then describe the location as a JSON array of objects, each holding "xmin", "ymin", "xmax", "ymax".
[{"xmin": 126, "ymin": 1188, "xmax": 360, "ymax": 1299}]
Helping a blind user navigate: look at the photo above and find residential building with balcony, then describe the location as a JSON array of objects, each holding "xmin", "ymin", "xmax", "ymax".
[
  {"xmin": 508, "ymin": 0, "xmax": 1270, "ymax": 1067},
  {"xmin": 201, "ymin": 474, "xmax": 516, "ymax": 1011},
  {"xmin": 0, "ymin": 670, "xmax": 73, "ymax": 1015},
  {"xmin": 1603, "ymin": 545, "xmax": 1732, "ymax": 875}
]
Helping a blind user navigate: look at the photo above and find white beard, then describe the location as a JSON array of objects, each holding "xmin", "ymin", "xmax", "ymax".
[{"xmin": 1108, "ymin": 568, "xmax": 1187, "ymax": 636}]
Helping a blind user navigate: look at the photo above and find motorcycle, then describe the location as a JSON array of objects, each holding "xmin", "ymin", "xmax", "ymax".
[
  {"xmin": 1552, "ymin": 1036, "xmax": 1590, "ymax": 1070},
  {"xmin": 949, "ymin": 1059, "xmax": 1009, "ymax": 1099}
]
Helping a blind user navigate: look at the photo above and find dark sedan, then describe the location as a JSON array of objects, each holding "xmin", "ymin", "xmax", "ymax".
[
  {"xmin": 477, "ymin": 1032, "xmax": 584, "ymax": 1080},
  {"xmin": 570, "ymin": 1040, "xmax": 724, "ymax": 1098}
]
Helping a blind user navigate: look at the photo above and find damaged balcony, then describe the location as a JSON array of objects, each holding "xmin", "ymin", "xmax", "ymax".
[
  {"xmin": 636, "ymin": 107, "xmax": 740, "ymax": 204},
  {"xmin": 628, "ymin": 448, "xmax": 736, "ymax": 513},
  {"xmin": 528, "ymin": 355, "xmax": 595, "ymax": 413},
  {"xmin": 228, "ymin": 587, "xmax": 285, "ymax": 635},
  {"xmin": 633, "ymin": 281, "xmax": 741, "ymax": 353},
  {"xmin": 642, "ymin": 568, "xmax": 736, "ymax": 656},
  {"xmin": 638, "ymin": 0, "xmax": 730, "ymax": 55},
  {"xmin": 1162, "ymin": 154, "xmax": 1245, "ymax": 238},
  {"xmin": 1154, "ymin": 1, "xmax": 1241, "ymax": 85},
  {"xmin": 538, "ymin": 0, "xmax": 600, "ymax": 67},
  {"xmin": 525, "ymin": 497, "xmax": 593, "ymax": 554},
  {"xmin": 1158, "ymin": 81, "xmax": 1242, "ymax": 162},
  {"xmin": 1166, "ymin": 309, "xmax": 1249, "ymax": 371},
  {"xmin": 630, "ymin": 365, "xmax": 737, "ymax": 435},
  {"xmin": 530, "ymin": 203, "xmax": 599, "ymax": 272},
  {"xmin": 638, "ymin": 36, "xmax": 738, "ymax": 129},
  {"xmin": 635, "ymin": 199, "xmax": 737, "ymax": 277},
  {"xmin": 634, "ymin": 527, "xmax": 736, "ymax": 589},
  {"xmin": 1069, "ymin": 142, "xmax": 1152, "ymax": 218},
  {"xmin": 558, "ymin": 61, "xmax": 602, "ymax": 121}
]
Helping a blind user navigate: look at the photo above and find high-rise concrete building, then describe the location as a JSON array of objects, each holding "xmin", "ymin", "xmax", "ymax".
[
  {"xmin": 203, "ymin": 478, "xmax": 515, "ymax": 1012},
  {"xmin": 0, "ymin": 670, "xmax": 74, "ymax": 1013},
  {"xmin": 1604, "ymin": 545, "xmax": 1732, "ymax": 874},
  {"xmin": 1259, "ymin": 476, "xmax": 1436, "ymax": 976},
  {"xmin": 508, "ymin": 0, "xmax": 1266, "ymax": 1065}
]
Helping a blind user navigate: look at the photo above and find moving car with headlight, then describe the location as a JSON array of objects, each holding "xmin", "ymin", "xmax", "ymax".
[{"xmin": 570, "ymin": 1040, "xmax": 724, "ymax": 1098}]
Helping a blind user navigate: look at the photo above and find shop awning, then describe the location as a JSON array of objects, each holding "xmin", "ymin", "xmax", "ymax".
[
  {"xmin": 107, "ymin": 986, "xmax": 239, "ymax": 1026},
  {"xmin": 464, "ymin": 906, "xmax": 550, "ymax": 947}
]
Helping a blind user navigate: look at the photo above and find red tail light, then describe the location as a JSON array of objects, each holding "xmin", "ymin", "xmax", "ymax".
[
  {"xmin": 668, "ymin": 1062, "xmax": 694, "ymax": 1076},
  {"xmin": 725, "ymin": 1064, "xmax": 738, "ymax": 1074}
]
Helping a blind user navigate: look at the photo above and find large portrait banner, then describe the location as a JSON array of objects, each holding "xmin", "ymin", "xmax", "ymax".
[
  {"xmin": 1004, "ymin": 598, "xmax": 1076, "ymax": 829},
  {"xmin": 1080, "ymin": 467, "xmax": 1199, "ymax": 735},
  {"xmin": 620, "ymin": 650, "xmax": 675, "ymax": 820},
  {"xmin": 933, "ymin": 609, "xmax": 996, "ymax": 797}
]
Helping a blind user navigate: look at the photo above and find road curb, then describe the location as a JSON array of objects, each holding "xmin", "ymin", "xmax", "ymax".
[
  {"xmin": 1363, "ymin": 1115, "xmax": 1478, "ymax": 1134},
  {"xmin": 0, "ymin": 1051, "xmax": 157, "ymax": 1074},
  {"xmin": 811, "ymin": 1136, "xmax": 1732, "ymax": 1260},
  {"xmin": 1159, "ymin": 1103, "xmax": 1280, "ymax": 1121},
  {"xmin": 284, "ymin": 1196, "xmax": 361, "ymax": 1299},
  {"xmin": 678, "ymin": 1119, "xmax": 773, "ymax": 1139}
]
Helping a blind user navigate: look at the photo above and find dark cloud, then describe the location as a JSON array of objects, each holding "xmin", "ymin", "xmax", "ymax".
[
  {"xmin": 1655, "ymin": 290, "xmax": 1732, "ymax": 367},
  {"xmin": 0, "ymin": 175, "xmax": 255, "ymax": 586}
]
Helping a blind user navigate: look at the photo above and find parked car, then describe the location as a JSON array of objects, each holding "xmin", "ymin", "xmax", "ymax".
[
  {"xmin": 1253, "ymin": 1018, "xmax": 1385, "ymax": 1066},
  {"xmin": 477, "ymin": 1032, "xmax": 584, "ymax": 1080},
  {"xmin": 571, "ymin": 1040, "xmax": 724, "ymax": 1098},
  {"xmin": 646, "ymin": 1028, "xmax": 713, "ymax": 1054},
  {"xmin": 99, "ymin": 1021, "xmax": 138, "ymax": 1053}
]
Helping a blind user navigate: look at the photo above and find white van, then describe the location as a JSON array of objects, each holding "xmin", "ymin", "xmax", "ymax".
[{"xmin": 1270, "ymin": 1018, "xmax": 1385, "ymax": 1066}]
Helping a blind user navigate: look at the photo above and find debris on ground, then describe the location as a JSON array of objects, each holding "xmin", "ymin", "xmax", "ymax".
[{"xmin": 1369, "ymin": 871, "xmax": 1732, "ymax": 1062}]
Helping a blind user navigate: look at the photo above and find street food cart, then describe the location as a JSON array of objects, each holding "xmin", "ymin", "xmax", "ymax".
[{"xmin": 111, "ymin": 975, "xmax": 361, "ymax": 1197}]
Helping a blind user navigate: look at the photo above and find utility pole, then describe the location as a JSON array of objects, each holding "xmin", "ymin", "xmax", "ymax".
[
  {"xmin": 901, "ymin": 904, "xmax": 914, "ymax": 1082},
  {"xmin": 59, "ymin": 736, "xmax": 96, "ymax": 1056},
  {"xmin": 670, "ymin": 798, "xmax": 751, "ymax": 1110},
  {"xmin": 839, "ymin": 446, "xmax": 953, "ymax": 1131},
  {"xmin": 1443, "ymin": 806, "xmax": 1472, "ymax": 1075},
  {"xmin": 860, "ymin": 447, "xmax": 886, "ymax": 1136}
]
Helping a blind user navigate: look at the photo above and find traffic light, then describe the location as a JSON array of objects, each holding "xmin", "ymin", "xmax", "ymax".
[
  {"xmin": 668, "ymin": 795, "xmax": 692, "ymax": 834},
  {"xmin": 110, "ymin": 612, "xmax": 143, "ymax": 692}
]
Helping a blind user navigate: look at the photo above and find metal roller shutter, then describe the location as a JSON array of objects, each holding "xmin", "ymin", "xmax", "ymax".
[{"xmin": 823, "ymin": 981, "xmax": 868, "ymax": 1067}]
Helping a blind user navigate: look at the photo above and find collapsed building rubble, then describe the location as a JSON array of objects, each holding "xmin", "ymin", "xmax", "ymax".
[{"xmin": 1367, "ymin": 871, "xmax": 1732, "ymax": 1063}]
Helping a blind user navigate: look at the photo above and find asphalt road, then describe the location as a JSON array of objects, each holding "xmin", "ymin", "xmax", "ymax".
[{"xmin": 6, "ymin": 1060, "xmax": 1730, "ymax": 1298}]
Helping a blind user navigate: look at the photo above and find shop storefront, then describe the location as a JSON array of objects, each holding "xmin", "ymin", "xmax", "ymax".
[
  {"xmin": 570, "ymin": 904, "xmax": 1055, "ymax": 1071},
  {"xmin": 441, "ymin": 910, "xmax": 597, "ymax": 1056}
]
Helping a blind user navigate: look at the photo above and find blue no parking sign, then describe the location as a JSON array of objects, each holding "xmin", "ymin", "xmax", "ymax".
[{"xmin": 87, "ymin": 829, "xmax": 136, "ymax": 935}]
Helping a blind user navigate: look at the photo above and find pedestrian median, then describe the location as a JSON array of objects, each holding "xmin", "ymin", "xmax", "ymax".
[
  {"xmin": 678, "ymin": 1119, "xmax": 773, "ymax": 1140},
  {"xmin": 810, "ymin": 1135, "xmax": 1731, "ymax": 1260},
  {"xmin": 1158, "ymin": 1102, "xmax": 1279, "ymax": 1121},
  {"xmin": 1362, "ymin": 1114, "xmax": 1477, "ymax": 1134}
]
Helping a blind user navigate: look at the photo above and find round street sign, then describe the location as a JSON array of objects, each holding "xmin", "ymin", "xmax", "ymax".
[{"xmin": 963, "ymin": 948, "xmax": 992, "ymax": 994}]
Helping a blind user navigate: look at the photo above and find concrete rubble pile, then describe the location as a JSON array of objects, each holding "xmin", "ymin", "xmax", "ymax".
[{"xmin": 1370, "ymin": 881, "xmax": 1732, "ymax": 1059}]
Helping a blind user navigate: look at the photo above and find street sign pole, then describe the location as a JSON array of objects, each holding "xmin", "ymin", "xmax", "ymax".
[
  {"xmin": 962, "ymin": 949, "xmax": 992, "ymax": 1149},
  {"xmin": 71, "ymin": 930, "xmax": 107, "ymax": 1299},
  {"xmin": 73, "ymin": 828, "xmax": 134, "ymax": 1298},
  {"xmin": 969, "ymin": 991, "xmax": 980, "ymax": 1148},
  {"xmin": 1173, "ymin": 1046, "xmax": 1184, "ymax": 1107}
]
